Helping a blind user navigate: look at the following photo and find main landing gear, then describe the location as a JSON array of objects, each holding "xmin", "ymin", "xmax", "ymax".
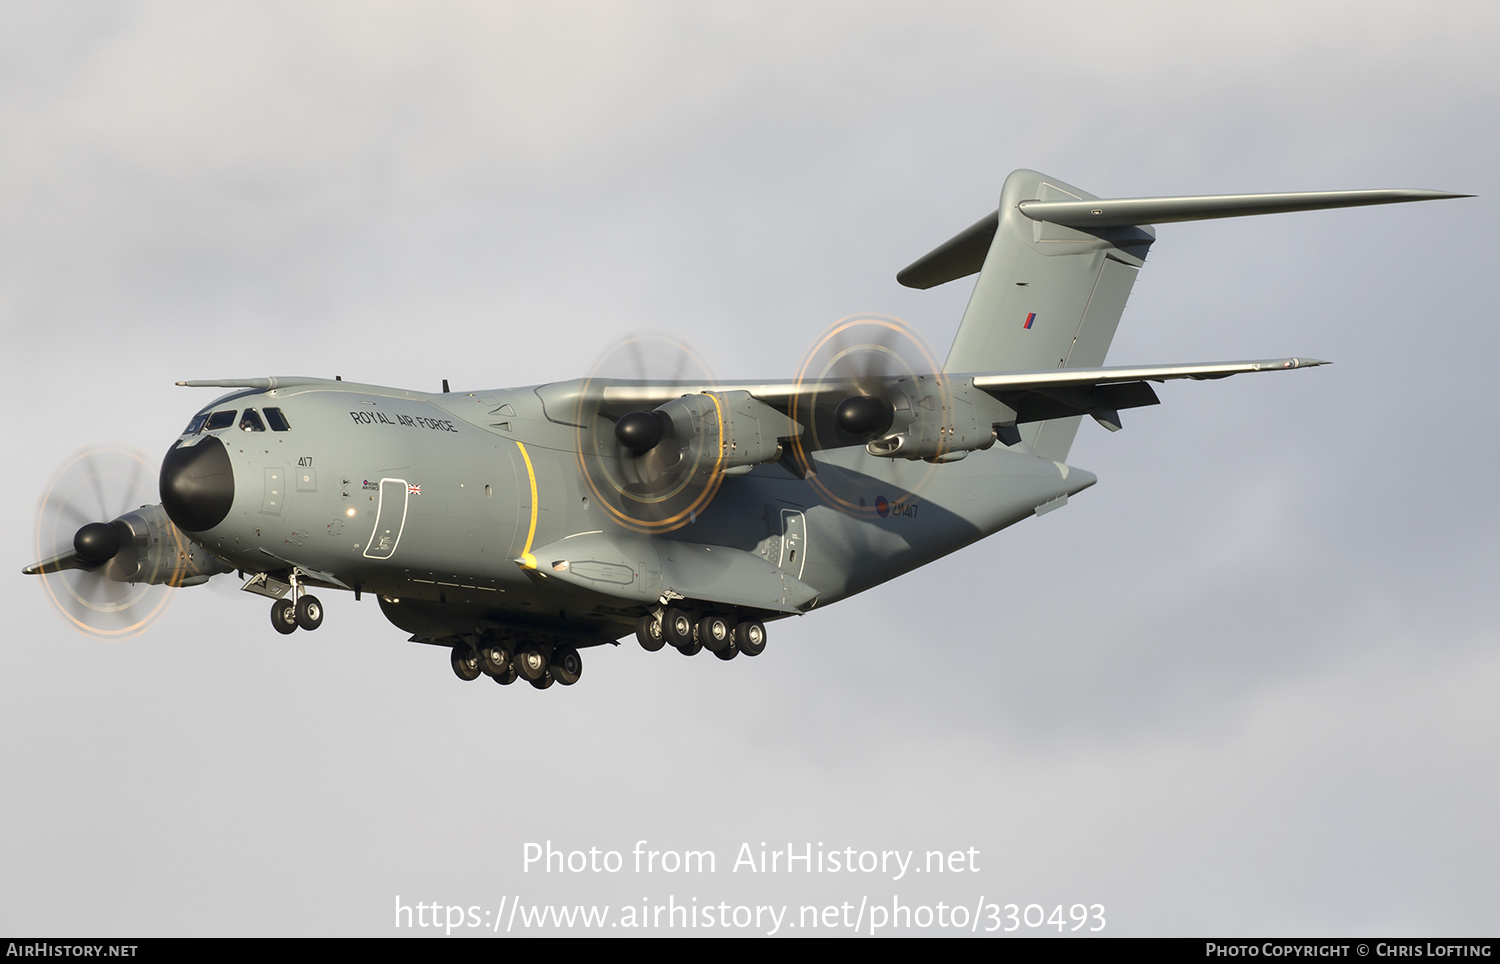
[
  {"xmin": 269, "ymin": 572, "xmax": 324, "ymax": 635},
  {"xmin": 635, "ymin": 607, "xmax": 767, "ymax": 662},
  {"xmin": 446, "ymin": 608, "xmax": 766, "ymax": 691},
  {"xmin": 449, "ymin": 635, "xmax": 583, "ymax": 691}
]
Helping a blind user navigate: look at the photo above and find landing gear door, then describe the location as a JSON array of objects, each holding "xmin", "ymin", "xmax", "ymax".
[{"xmin": 363, "ymin": 478, "xmax": 410, "ymax": 560}]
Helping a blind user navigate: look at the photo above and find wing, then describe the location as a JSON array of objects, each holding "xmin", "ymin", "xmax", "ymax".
[
  {"xmin": 969, "ymin": 356, "xmax": 1326, "ymax": 434},
  {"xmin": 570, "ymin": 355, "xmax": 1325, "ymax": 465}
]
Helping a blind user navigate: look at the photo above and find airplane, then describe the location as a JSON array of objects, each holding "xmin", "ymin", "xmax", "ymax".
[{"xmin": 23, "ymin": 169, "xmax": 1466, "ymax": 690}]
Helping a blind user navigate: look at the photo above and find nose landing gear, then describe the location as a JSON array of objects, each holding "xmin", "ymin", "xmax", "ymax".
[
  {"xmin": 294, "ymin": 595, "xmax": 323, "ymax": 631},
  {"xmin": 264, "ymin": 570, "xmax": 325, "ymax": 635},
  {"xmin": 270, "ymin": 598, "xmax": 298, "ymax": 635}
]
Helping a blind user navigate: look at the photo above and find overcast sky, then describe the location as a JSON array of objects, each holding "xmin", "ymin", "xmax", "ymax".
[{"xmin": 3, "ymin": 0, "xmax": 1496, "ymax": 937}]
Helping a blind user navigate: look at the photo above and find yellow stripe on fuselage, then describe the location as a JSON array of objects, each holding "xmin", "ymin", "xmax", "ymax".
[{"xmin": 515, "ymin": 440, "xmax": 539, "ymax": 569}]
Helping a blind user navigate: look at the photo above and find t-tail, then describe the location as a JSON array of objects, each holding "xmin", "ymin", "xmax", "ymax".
[{"xmin": 900, "ymin": 169, "xmax": 1467, "ymax": 461}]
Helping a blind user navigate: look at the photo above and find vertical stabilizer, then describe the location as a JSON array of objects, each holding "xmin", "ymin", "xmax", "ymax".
[
  {"xmin": 900, "ymin": 171, "xmax": 1464, "ymax": 462},
  {"xmin": 920, "ymin": 170, "xmax": 1155, "ymax": 461}
]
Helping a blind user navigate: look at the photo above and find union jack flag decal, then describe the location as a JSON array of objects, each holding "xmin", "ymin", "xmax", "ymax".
[{"xmin": 408, "ymin": 484, "xmax": 421, "ymax": 496}]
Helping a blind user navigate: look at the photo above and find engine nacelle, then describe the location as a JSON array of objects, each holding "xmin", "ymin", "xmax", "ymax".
[
  {"xmin": 865, "ymin": 378, "xmax": 1015, "ymax": 462},
  {"xmin": 625, "ymin": 390, "xmax": 789, "ymax": 472},
  {"xmin": 103, "ymin": 504, "xmax": 233, "ymax": 587}
]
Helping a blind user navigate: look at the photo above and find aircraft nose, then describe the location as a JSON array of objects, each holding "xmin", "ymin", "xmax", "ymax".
[{"xmin": 160, "ymin": 435, "xmax": 234, "ymax": 532}]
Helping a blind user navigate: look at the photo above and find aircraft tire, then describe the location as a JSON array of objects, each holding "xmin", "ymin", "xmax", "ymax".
[
  {"xmin": 450, "ymin": 646, "xmax": 482, "ymax": 681},
  {"xmin": 479, "ymin": 644, "xmax": 510, "ymax": 677},
  {"xmin": 713, "ymin": 638, "xmax": 739, "ymax": 661},
  {"xmin": 294, "ymin": 595, "xmax": 323, "ymax": 631},
  {"xmin": 551, "ymin": 647, "xmax": 582, "ymax": 685},
  {"xmin": 635, "ymin": 614, "xmax": 666, "ymax": 652},
  {"xmin": 516, "ymin": 645, "xmax": 549, "ymax": 682},
  {"xmin": 698, "ymin": 614, "xmax": 732, "ymax": 652},
  {"xmin": 490, "ymin": 663, "xmax": 518, "ymax": 686},
  {"xmin": 662, "ymin": 607, "xmax": 696, "ymax": 648},
  {"xmin": 271, "ymin": 599, "xmax": 298, "ymax": 635},
  {"xmin": 735, "ymin": 620, "xmax": 767, "ymax": 657},
  {"xmin": 529, "ymin": 671, "xmax": 555, "ymax": 690},
  {"xmin": 674, "ymin": 639, "xmax": 703, "ymax": 657}
]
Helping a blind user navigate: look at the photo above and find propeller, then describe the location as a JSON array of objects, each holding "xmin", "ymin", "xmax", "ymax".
[
  {"xmin": 28, "ymin": 446, "xmax": 178, "ymax": 638},
  {"xmin": 575, "ymin": 334, "xmax": 728, "ymax": 533},
  {"xmin": 575, "ymin": 319, "xmax": 950, "ymax": 528},
  {"xmin": 788, "ymin": 314, "xmax": 949, "ymax": 516}
]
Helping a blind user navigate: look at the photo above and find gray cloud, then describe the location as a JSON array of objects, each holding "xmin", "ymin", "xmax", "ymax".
[{"xmin": 4, "ymin": 0, "xmax": 1496, "ymax": 936}]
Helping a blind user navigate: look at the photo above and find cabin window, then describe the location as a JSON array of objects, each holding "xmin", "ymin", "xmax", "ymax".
[
  {"xmin": 264, "ymin": 407, "xmax": 291, "ymax": 432},
  {"xmin": 182, "ymin": 413, "xmax": 209, "ymax": 436},
  {"xmin": 204, "ymin": 410, "xmax": 236, "ymax": 431},
  {"xmin": 239, "ymin": 409, "xmax": 266, "ymax": 432}
]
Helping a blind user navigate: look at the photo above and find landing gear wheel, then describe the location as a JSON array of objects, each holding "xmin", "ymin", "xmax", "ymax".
[
  {"xmin": 529, "ymin": 671, "xmax": 555, "ymax": 690},
  {"xmin": 674, "ymin": 639, "xmax": 703, "ymax": 657},
  {"xmin": 697, "ymin": 614, "xmax": 732, "ymax": 652},
  {"xmin": 479, "ymin": 644, "xmax": 511, "ymax": 677},
  {"xmin": 451, "ymin": 646, "xmax": 482, "ymax": 681},
  {"xmin": 270, "ymin": 598, "xmax": 298, "ymax": 635},
  {"xmin": 490, "ymin": 663, "xmax": 518, "ymax": 686},
  {"xmin": 551, "ymin": 647, "xmax": 583, "ymax": 686},
  {"xmin": 516, "ymin": 645, "xmax": 549, "ymax": 682},
  {"xmin": 662, "ymin": 607, "xmax": 695, "ymax": 649},
  {"xmin": 735, "ymin": 620, "xmax": 767, "ymax": 657},
  {"xmin": 713, "ymin": 638, "xmax": 739, "ymax": 661},
  {"xmin": 294, "ymin": 595, "xmax": 323, "ymax": 631},
  {"xmin": 635, "ymin": 614, "xmax": 666, "ymax": 652}
]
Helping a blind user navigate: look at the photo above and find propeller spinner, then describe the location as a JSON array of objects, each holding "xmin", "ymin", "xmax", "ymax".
[
  {"xmin": 788, "ymin": 314, "xmax": 949, "ymax": 516},
  {"xmin": 575, "ymin": 334, "xmax": 729, "ymax": 533}
]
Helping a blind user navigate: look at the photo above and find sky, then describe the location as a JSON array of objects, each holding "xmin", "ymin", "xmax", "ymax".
[{"xmin": 2, "ymin": 0, "xmax": 1496, "ymax": 937}]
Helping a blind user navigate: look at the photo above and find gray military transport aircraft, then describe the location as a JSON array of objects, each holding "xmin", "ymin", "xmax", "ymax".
[{"xmin": 24, "ymin": 169, "xmax": 1464, "ymax": 689}]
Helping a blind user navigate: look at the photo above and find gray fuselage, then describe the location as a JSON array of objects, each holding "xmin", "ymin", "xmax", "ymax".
[{"xmin": 171, "ymin": 377, "xmax": 1091, "ymax": 646}]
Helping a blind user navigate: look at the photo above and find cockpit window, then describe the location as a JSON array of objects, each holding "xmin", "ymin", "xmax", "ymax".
[
  {"xmin": 264, "ymin": 407, "xmax": 291, "ymax": 432},
  {"xmin": 239, "ymin": 409, "xmax": 266, "ymax": 432},
  {"xmin": 183, "ymin": 413, "xmax": 209, "ymax": 436},
  {"xmin": 205, "ymin": 410, "xmax": 236, "ymax": 431}
]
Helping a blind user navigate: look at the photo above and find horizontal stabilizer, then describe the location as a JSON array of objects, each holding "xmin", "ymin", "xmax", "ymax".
[
  {"xmin": 896, "ymin": 213, "xmax": 999, "ymax": 290},
  {"xmin": 898, "ymin": 185, "xmax": 1467, "ymax": 290},
  {"xmin": 1017, "ymin": 188, "xmax": 1469, "ymax": 229}
]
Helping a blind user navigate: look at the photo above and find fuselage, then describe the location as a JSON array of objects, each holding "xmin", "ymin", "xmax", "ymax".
[{"xmin": 161, "ymin": 376, "xmax": 1093, "ymax": 646}]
